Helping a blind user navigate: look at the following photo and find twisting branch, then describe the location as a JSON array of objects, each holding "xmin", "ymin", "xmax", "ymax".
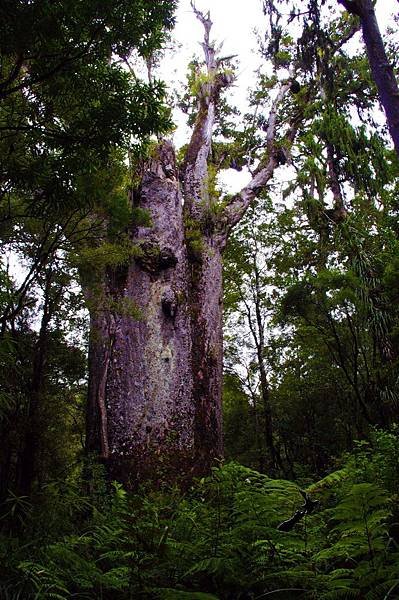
[
  {"xmin": 220, "ymin": 81, "xmax": 297, "ymax": 235},
  {"xmin": 277, "ymin": 489, "xmax": 319, "ymax": 531}
]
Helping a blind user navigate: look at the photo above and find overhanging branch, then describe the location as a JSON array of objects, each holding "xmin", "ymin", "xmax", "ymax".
[{"xmin": 337, "ymin": 0, "xmax": 361, "ymax": 16}]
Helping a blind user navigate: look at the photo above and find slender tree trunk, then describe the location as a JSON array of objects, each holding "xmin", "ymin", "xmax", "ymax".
[
  {"xmin": 338, "ymin": 0, "xmax": 399, "ymax": 157},
  {"xmin": 19, "ymin": 271, "xmax": 56, "ymax": 495},
  {"xmin": 257, "ymin": 352, "xmax": 277, "ymax": 467},
  {"xmin": 248, "ymin": 388, "xmax": 265, "ymax": 473},
  {"xmin": 252, "ymin": 256, "xmax": 280, "ymax": 472}
]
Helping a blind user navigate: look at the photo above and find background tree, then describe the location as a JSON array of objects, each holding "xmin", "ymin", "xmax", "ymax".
[
  {"xmin": 0, "ymin": 0, "xmax": 177, "ymax": 498},
  {"xmin": 224, "ymin": 200, "xmax": 282, "ymax": 474},
  {"xmin": 337, "ymin": 0, "xmax": 399, "ymax": 157},
  {"xmin": 222, "ymin": 0, "xmax": 399, "ymax": 476}
]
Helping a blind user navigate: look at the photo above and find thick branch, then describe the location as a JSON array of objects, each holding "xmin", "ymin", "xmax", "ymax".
[
  {"xmin": 183, "ymin": 5, "xmax": 234, "ymax": 216},
  {"xmin": 220, "ymin": 82, "xmax": 294, "ymax": 234},
  {"xmin": 337, "ymin": 0, "xmax": 361, "ymax": 16}
]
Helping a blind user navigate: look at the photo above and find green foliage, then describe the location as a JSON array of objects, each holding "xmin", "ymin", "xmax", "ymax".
[
  {"xmin": 184, "ymin": 217, "xmax": 205, "ymax": 261},
  {"xmin": 1, "ymin": 436, "xmax": 399, "ymax": 599},
  {"xmin": 2, "ymin": 2, "xmax": 399, "ymax": 599},
  {"xmin": 74, "ymin": 239, "xmax": 140, "ymax": 273},
  {"xmin": 222, "ymin": 373, "xmax": 261, "ymax": 468},
  {"xmin": 0, "ymin": 0, "xmax": 175, "ymax": 346}
]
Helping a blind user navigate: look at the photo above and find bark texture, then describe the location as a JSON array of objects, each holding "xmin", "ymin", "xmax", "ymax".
[
  {"xmin": 86, "ymin": 8, "xmax": 297, "ymax": 488},
  {"xmin": 86, "ymin": 144, "xmax": 196, "ymax": 485}
]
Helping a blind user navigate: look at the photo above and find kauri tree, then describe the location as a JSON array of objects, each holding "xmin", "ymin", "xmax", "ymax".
[{"xmin": 86, "ymin": 7, "xmax": 301, "ymax": 487}]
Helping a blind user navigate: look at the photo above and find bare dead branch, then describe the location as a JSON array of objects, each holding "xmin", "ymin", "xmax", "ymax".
[{"xmin": 182, "ymin": 6, "xmax": 234, "ymax": 216}]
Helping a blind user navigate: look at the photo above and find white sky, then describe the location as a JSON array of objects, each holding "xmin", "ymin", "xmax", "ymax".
[
  {"xmin": 169, "ymin": 0, "xmax": 398, "ymax": 74},
  {"xmin": 162, "ymin": 0, "xmax": 264, "ymax": 149},
  {"xmin": 163, "ymin": 0, "xmax": 398, "ymax": 140},
  {"xmin": 159, "ymin": 0, "xmax": 398, "ymax": 191}
]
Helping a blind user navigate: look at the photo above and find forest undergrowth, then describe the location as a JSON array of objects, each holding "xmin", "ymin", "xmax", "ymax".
[{"xmin": 1, "ymin": 428, "xmax": 398, "ymax": 600}]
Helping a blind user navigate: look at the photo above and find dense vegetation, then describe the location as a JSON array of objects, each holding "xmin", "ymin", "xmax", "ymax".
[
  {"xmin": 1, "ymin": 430, "xmax": 399, "ymax": 598},
  {"xmin": 1, "ymin": 0, "xmax": 399, "ymax": 597}
]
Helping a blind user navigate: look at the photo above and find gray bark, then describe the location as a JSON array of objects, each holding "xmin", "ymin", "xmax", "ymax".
[{"xmin": 86, "ymin": 144, "xmax": 196, "ymax": 485}]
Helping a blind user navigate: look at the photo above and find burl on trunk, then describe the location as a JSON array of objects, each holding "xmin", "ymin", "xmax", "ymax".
[{"xmin": 86, "ymin": 7, "xmax": 297, "ymax": 488}]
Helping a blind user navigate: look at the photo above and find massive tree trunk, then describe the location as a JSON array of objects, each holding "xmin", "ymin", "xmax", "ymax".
[
  {"xmin": 86, "ymin": 141, "xmax": 226, "ymax": 487},
  {"xmin": 86, "ymin": 8, "xmax": 297, "ymax": 488},
  {"xmin": 86, "ymin": 144, "xmax": 197, "ymax": 485}
]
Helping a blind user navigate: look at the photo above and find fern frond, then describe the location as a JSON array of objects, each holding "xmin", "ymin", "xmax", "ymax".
[
  {"xmin": 156, "ymin": 590, "xmax": 220, "ymax": 600},
  {"xmin": 307, "ymin": 468, "xmax": 350, "ymax": 494}
]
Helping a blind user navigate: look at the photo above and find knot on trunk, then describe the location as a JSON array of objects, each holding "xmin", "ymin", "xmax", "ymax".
[
  {"xmin": 137, "ymin": 241, "xmax": 178, "ymax": 274},
  {"xmin": 215, "ymin": 71, "xmax": 235, "ymax": 89},
  {"xmin": 161, "ymin": 287, "xmax": 177, "ymax": 319},
  {"xmin": 159, "ymin": 140, "xmax": 177, "ymax": 179},
  {"xmin": 159, "ymin": 247, "xmax": 178, "ymax": 269},
  {"xmin": 146, "ymin": 140, "xmax": 177, "ymax": 180}
]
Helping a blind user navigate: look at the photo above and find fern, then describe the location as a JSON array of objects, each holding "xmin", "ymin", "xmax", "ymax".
[
  {"xmin": 2, "ymin": 449, "xmax": 399, "ymax": 599},
  {"xmin": 306, "ymin": 468, "xmax": 350, "ymax": 495},
  {"xmin": 316, "ymin": 482, "xmax": 391, "ymax": 559},
  {"xmin": 322, "ymin": 586, "xmax": 358, "ymax": 599},
  {"xmin": 17, "ymin": 560, "xmax": 70, "ymax": 599},
  {"xmin": 365, "ymin": 579, "xmax": 399, "ymax": 600},
  {"xmin": 156, "ymin": 590, "xmax": 220, "ymax": 599}
]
